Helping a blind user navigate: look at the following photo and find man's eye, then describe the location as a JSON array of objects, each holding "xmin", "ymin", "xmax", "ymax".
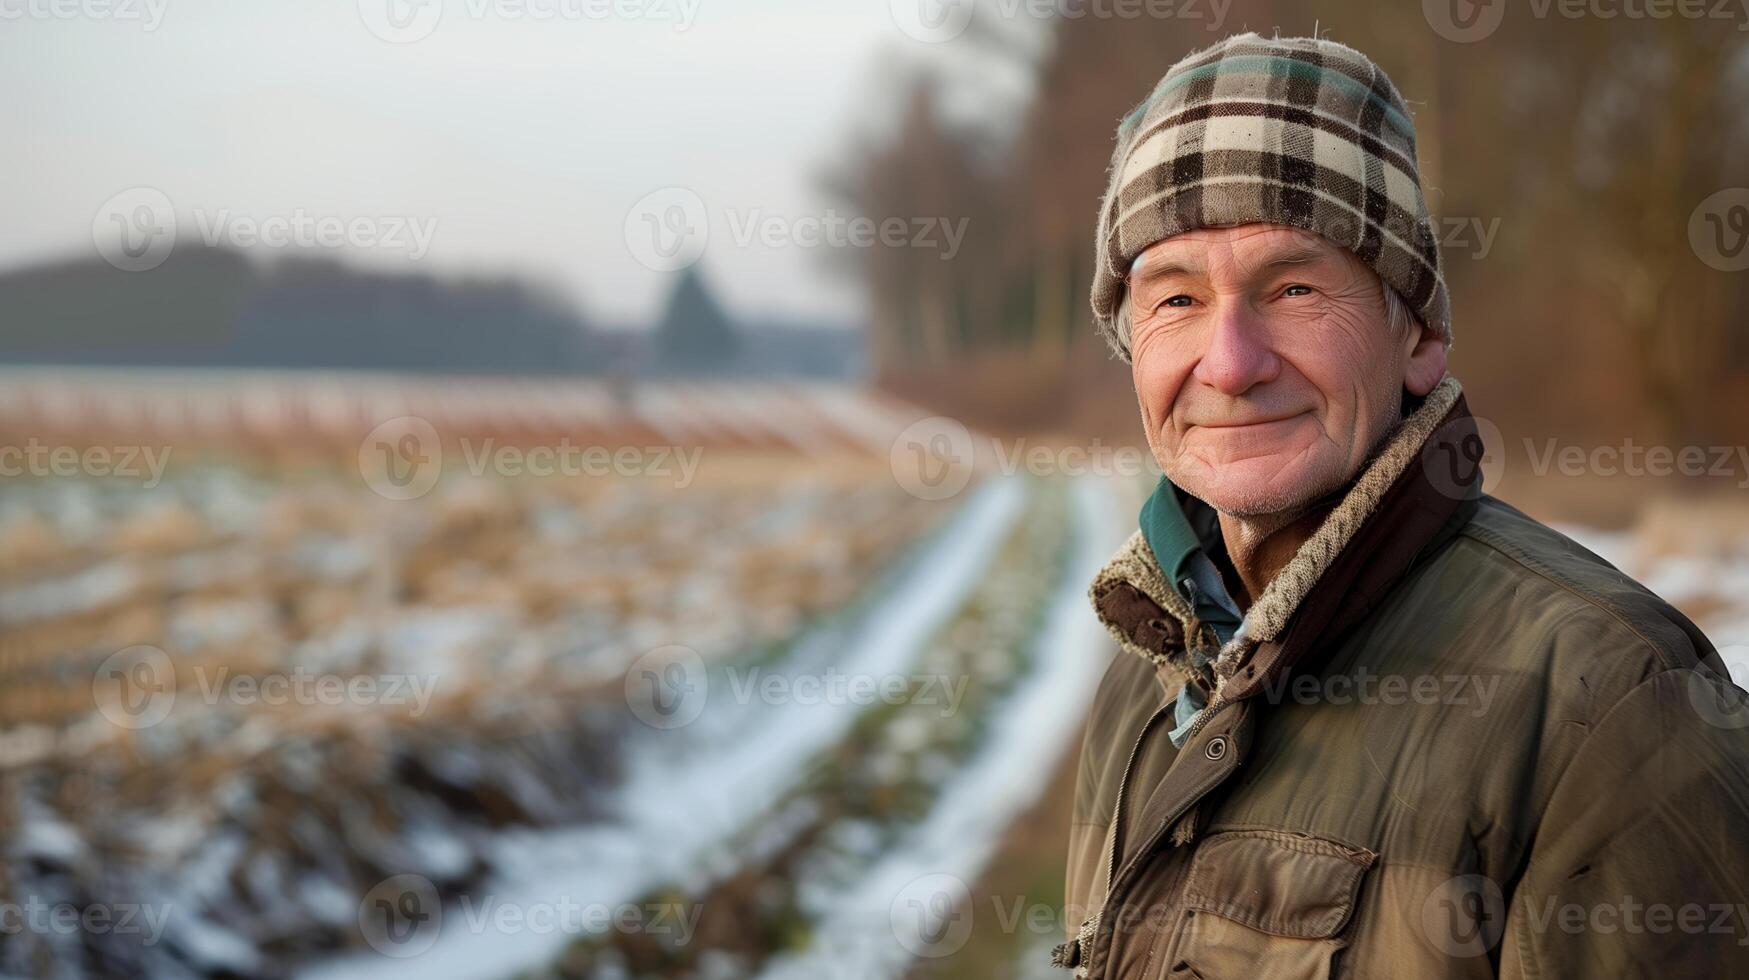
[{"xmin": 1282, "ymin": 284, "xmax": 1314, "ymax": 297}]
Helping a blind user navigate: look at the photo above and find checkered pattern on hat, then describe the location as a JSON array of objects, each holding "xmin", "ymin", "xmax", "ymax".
[{"xmin": 1091, "ymin": 33, "xmax": 1452, "ymax": 359}]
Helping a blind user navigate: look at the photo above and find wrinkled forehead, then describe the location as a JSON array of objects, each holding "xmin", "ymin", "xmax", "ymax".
[{"xmin": 1129, "ymin": 225, "xmax": 1349, "ymax": 280}]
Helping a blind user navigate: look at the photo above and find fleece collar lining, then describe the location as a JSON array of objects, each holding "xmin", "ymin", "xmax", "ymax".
[{"xmin": 1089, "ymin": 375, "xmax": 1465, "ymax": 695}]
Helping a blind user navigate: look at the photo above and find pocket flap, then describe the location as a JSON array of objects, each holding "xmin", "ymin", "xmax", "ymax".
[{"xmin": 1180, "ymin": 830, "xmax": 1376, "ymax": 940}]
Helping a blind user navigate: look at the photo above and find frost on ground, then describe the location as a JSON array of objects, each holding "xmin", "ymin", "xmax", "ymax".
[
  {"xmin": 1556, "ymin": 498, "xmax": 1749, "ymax": 685},
  {"xmin": 295, "ymin": 477, "xmax": 1028, "ymax": 980},
  {"xmin": 756, "ymin": 476, "xmax": 1125, "ymax": 980},
  {"xmin": 0, "ymin": 457, "xmax": 945, "ymax": 980}
]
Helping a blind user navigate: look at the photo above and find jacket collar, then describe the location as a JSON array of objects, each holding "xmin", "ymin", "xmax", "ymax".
[{"xmin": 1090, "ymin": 375, "xmax": 1480, "ymax": 701}]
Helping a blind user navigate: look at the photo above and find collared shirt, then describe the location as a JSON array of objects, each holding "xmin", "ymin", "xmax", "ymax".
[{"xmin": 1138, "ymin": 476, "xmax": 1245, "ymax": 745}]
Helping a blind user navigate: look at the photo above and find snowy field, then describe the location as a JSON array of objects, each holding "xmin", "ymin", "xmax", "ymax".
[
  {"xmin": 0, "ymin": 411, "xmax": 1138, "ymax": 980},
  {"xmin": 297, "ymin": 475, "xmax": 1129, "ymax": 980}
]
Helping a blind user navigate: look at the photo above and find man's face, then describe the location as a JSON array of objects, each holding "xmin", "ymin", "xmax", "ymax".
[{"xmin": 1127, "ymin": 224, "xmax": 1447, "ymax": 517}]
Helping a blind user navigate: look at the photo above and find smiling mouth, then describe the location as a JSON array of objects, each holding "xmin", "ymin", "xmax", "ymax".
[{"xmin": 1190, "ymin": 411, "xmax": 1309, "ymax": 430}]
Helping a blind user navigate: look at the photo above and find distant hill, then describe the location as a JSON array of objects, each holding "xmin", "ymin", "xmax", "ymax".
[
  {"xmin": 0, "ymin": 248, "xmax": 865, "ymax": 379},
  {"xmin": 0, "ymin": 247, "xmax": 608, "ymax": 374}
]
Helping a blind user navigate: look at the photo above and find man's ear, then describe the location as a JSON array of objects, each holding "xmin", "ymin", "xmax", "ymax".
[{"xmin": 1402, "ymin": 322, "xmax": 1448, "ymax": 396}]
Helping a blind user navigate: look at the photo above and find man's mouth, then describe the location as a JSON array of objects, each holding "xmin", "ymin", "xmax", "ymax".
[{"xmin": 1189, "ymin": 410, "xmax": 1309, "ymax": 430}]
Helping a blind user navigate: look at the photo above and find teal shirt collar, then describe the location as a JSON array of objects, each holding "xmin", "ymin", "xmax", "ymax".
[
  {"xmin": 1139, "ymin": 475, "xmax": 1205, "ymax": 589},
  {"xmin": 1138, "ymin": 476, "xmax": 1243, "ymax": 640}
]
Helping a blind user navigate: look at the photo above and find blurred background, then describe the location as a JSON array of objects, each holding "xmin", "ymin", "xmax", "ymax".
[{"xmin": 2, "ymin": 1, "xmax": 1749, "ymax": 977}]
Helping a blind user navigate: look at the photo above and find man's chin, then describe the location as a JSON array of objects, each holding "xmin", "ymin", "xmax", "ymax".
[{"xmin": 1174, "ymin": 456, "xmax": 1344, "ymax": 519}]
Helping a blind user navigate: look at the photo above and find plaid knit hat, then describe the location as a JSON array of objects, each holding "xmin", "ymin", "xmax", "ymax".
[{"xmin": 1091, "ymin": 33, "xmax": 1452, "ymax": 360}]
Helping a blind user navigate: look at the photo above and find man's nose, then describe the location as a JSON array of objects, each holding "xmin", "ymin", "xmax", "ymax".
[{"xmin": 1191, "ymin": 299, "xmax": 1281, "ymax": 396}]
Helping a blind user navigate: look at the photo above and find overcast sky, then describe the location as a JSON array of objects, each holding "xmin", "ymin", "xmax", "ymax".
[{"xmin": 2, "ymin": 0, "xmax": 1026, "ymax": 327}]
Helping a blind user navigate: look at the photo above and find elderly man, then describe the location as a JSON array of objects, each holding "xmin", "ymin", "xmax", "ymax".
[{"xmin": 1058, "ymin": 33, "xmax": 1749, "ymax": 979}]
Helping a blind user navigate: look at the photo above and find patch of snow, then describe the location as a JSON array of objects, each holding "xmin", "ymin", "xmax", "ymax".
[
  {"xmin": 377, "ymin": 607, "xmax": 514, "ymax": 677},
  {"xmin": 0, "ymin": 559, "xmax": 137, "ymax": 625},
  {"xmin": 15, "ymin": 813, "xmax": 87, "ymax": 865},
  {"xmin": 294, "ymin": 477, "xmax": 1030, "ymax": 980},
  {"xmin": 163, "ymin": 904, "xmax": 263, "ymax": 976},
  {"xmin": 758, "ymin": 476, "xmax": 1123, "ymax": 980},
  {"xmin": 1551, "ymin": 523, "xmax": 1634, "ymax": 570}
]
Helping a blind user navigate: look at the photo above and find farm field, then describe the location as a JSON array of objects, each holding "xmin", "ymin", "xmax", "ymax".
[{"xmin": 0, "ymin": 371, "xmax": 1140, "ymax": 979}]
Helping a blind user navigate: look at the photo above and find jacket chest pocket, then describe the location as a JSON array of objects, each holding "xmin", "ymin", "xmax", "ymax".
[{"xmin": 1158, "ymin": 830, "xmax": 1376, "ymax": 980}]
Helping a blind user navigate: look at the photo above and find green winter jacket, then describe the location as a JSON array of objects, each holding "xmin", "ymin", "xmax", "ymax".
[{"xmin": 1061, "ymin": 377, "xmax": 1749, "ymax": 979}]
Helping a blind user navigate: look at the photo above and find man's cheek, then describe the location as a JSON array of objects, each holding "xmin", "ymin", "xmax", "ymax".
[
  {"xmin": 1131, "ymin": 364, "xmax": 1173, "ymax": 431},
  {"xmin": 1126, "ymin": 367, "xmax": 1168, "ymax": 451},
  {"xmin": 1132, "ymin": 376, "xmax": 1159, "ymax": 452}
]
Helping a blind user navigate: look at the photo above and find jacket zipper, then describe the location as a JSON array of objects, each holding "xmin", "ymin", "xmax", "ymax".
[
  {"xmin": 1061, "ymin": 628, "xmax": 1231, "ymax": 972},
  {"xmin": 1104, "ymin": 696, "xmax": 1175, "ymax": 899},
  {"xmin": 1057, "ymin": 694, "xmax": 1173, "ymax": 973},
  {"xmin": 1073, "ymin": 690, "xmax": 1239, "ymax": 975}
]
